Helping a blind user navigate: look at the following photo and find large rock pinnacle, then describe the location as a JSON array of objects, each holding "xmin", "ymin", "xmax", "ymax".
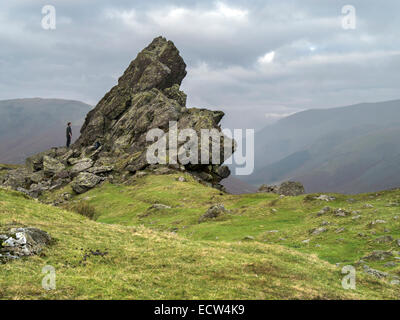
[
  {"xmin": 118, "ymin": 36, "xmax": 187, "ymax": 91},
  {"xmin": 75, "ymin": 36, "xmax": 188, "ymax": 148},
  {"xmin": 1, "ymin": 36, "xmax": 234, "ymax": 199}
]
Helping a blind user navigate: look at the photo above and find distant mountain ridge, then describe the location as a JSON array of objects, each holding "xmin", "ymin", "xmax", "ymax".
[
  {"xmin": 0, "ymin": 98, "xmax": 92, "ymax": 163},
  {"xmin": 243, "ymin": 99, "xmax": 400, "ymax": 194},
  {"xmin": 220, "ymin": 176, "xmax": 258, "ymax": 194}
]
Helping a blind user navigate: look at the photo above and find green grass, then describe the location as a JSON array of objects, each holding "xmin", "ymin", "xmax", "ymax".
[
  {"xmin": 74, "ymin": 173, "xmax": 400, "ymax": 275},
  {"xmin": 0, "ymin": 186, "xmax": 398, "ymax": 299},
  {"xmin": 1, "ymin": 172, "xmax": 400, "ymax": 299}
]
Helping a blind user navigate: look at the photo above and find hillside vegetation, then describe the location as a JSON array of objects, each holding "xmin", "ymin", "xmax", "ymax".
[
  {"xmin": 66, "ymin": 174, "xmax": 400, "ymax": 271},
  {"xmin": 1, "ymin": 172, "xmax": 396, "ymax": 299},
  {"xmin": 1, "ymin": 37, "xmax": 399, "ymax": 300}
]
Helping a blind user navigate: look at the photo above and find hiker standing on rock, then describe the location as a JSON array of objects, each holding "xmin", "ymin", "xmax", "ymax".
[{"xmin": 66, "ymin": 122, "xmax": 72, "ymax": 148}]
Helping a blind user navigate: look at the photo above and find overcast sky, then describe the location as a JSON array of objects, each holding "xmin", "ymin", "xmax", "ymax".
[{"xmin": 1, "ymin": 0, "xmax": 399, "ymax": 129}]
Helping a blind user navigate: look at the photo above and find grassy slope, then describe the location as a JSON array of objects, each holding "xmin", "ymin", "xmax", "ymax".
[
  {"xmin": 72, "ymin": 174, "xmax": 400, "ymax": 272},
  {"xmin": 0, "ymin": 186, "xmax": 397, "ymax": 299}
]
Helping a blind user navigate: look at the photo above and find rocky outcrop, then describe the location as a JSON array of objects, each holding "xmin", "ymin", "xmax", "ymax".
[
  {"xmin": 73, "ymin": 36, "xmax": 232, "ymax": 185},
  {"xmin": 69, "ymin": 158, "xmax": 94, "ymax": 176},
  {"xmin": 309, "ymin": 227, "xmax": 328, "ymax": 235},
  {"xmin": 258, "ymin": 181, "xmax": 305, "ymax": 196},
  {"xmin": 362, "ymin": 250, "xmax": 393, "ymax": 261},
  {"xmin": 258, "ymin": 184, "xmax": 279, "ymax": 194},
  {"xmin": 0, "ymin": 36, "xmax": 234, "ymax": 199},
  {"xmin": 199, "ymin": 204, "xmax": 228, "ymax": 223},
  {"xmin": 43, "ymin": 156, "xmax": 65, "ymax": 177},
  {"xmin": 71, "ymin": 172, "xmax": 104, "ymax": 194},
  {"xmin": 0, "ymin": 227, "xmax": 52, "ymax": 263}
]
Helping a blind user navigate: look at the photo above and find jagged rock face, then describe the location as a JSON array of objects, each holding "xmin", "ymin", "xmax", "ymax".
[
  {"xmin": 74, "ymin": 36, "xmax": 232, "ymax": 183},
  {"xmin": 75, "ymin": 36, "xmax": 188, "ymax": 150},
  {"xmin": 0, "ymin": 36, "xmax": 233, "ymax": 199}
]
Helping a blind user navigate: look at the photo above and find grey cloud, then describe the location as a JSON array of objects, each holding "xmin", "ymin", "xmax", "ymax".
[{"xmin": 0, "ymin": 0, "xmax": 399, "ymax": 130}]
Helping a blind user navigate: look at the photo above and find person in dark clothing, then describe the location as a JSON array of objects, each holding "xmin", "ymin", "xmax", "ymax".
[{"xmin": 66, "ymin": 122, "xmax": 72, "ymax": 148}]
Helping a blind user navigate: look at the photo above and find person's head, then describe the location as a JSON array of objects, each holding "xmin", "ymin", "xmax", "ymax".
[{"xmin": 67, "ymin": 122, "xmax": 71, "ymax": 127}]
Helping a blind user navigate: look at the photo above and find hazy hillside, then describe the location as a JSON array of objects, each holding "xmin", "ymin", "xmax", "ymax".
[
  {"xmin": 221, "ymin": 176, "xmax": 258, "ymax": 194},
  {"xmin": 243, "ymin": 100, "xmax": 400, "ymax": 194},
  {"xmin": 0, "ymin": 98, "xmax": 92, "ymax": 163}
]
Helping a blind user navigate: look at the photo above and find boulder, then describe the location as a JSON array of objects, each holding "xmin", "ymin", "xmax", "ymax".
[
  {"xmin": 334, "ymin": 208, "xmax": 350, "ymax": 217},
  {"xmin": 277, "ymin": 181, "xmax": 305, "ymax": 196},
  {"xmin": 363, "ymin": 250, "xmax": 393, "ymax": 261},
  {"xmin": 58, "ymin": 149, "xmax": 74, "ymax": 164},
  {"xmin": 70, "ymin": 158, "xmax": 94, "ymax": 175},
  {"xmin": 258, "ymin": 181, "xmax": 305, "ymax": 196},
  {"xmin": 384, "ymin": 262, "xmax": 397, "ymax": 268},
  {"xmin": 87, "ymin": 166, "xmax": 114, "ymax": 175},
  {"xmin": 314, "ymin": 194, "xmax": 336, "ymax": 201},
  {"xmin": 363, "ymin": 265, "xmax": 388, "ymax": 279},
  {"xmin": 375, "ymin": 235, "xmax": 393, "ymax": 243},
  {"xmin": 149, "ymin": 204, "xmax": 171, "ymax": 210},
  {"xmin": 1, "ymin": 168, "xmax": 30, "ymax": 189},
  {"xmin": 258, "ymin": 184, "xmax": 279, "ymax": 193},
  {"xmin": 54, "ymin": 170, "xmax": 70, "ymax": 180},
  {"xmin": 43, "ymin": 156, "xmax": 65, "ymax": 177},
  {"xmin": 368, "ymin": 220, "xmax": 387, "ymax": 227},
  {"xmin": 28, "ymin": 171, "xmax": 45, "ymax": 184},
  {"xmin": 26, "ymin": 152, "xmax": 46, "ymax": 172},
  {"xmin": 28, "ymin": 182, "xmax": 49, "ymax": 198},
  {"xmin": 243, "ymin": 236, "xmax": 255, "ymax": 241},
  {"xmin": 363, "ymin": 204, "xmax": 374, "ymax": 208},
  {"xmin": 0, "ymin": 227, "xmax": 52, "ymax": 263},
  {"xmin": 310, "ymin": 227, "xmax": 328, "ymax": 235},
  {"xmin": 71, "ymin": 172, "xmax": 103, "ymax": 194},
  {"xmin": 216, "ymin": 165, "xmax": 230, "ymax": 179},
  {"xmin": 317, "ymin": 206, "xmax": 331, "ymax": 216},
  {"xmin": 25, "ymin": 148, "xmax": 66, "ymax": 172},
  {"xmin": 199, "ymin": 204, "xmax": 227, "ymax": 223},
  {"xmin": 335, "ymin": 227, "xmax": 345, "ymax": 233}
]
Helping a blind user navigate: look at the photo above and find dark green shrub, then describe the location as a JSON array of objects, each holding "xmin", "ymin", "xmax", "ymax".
[{"xmin": 70, "ymin": 202, "xmax": 97, "ymax": 220}]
